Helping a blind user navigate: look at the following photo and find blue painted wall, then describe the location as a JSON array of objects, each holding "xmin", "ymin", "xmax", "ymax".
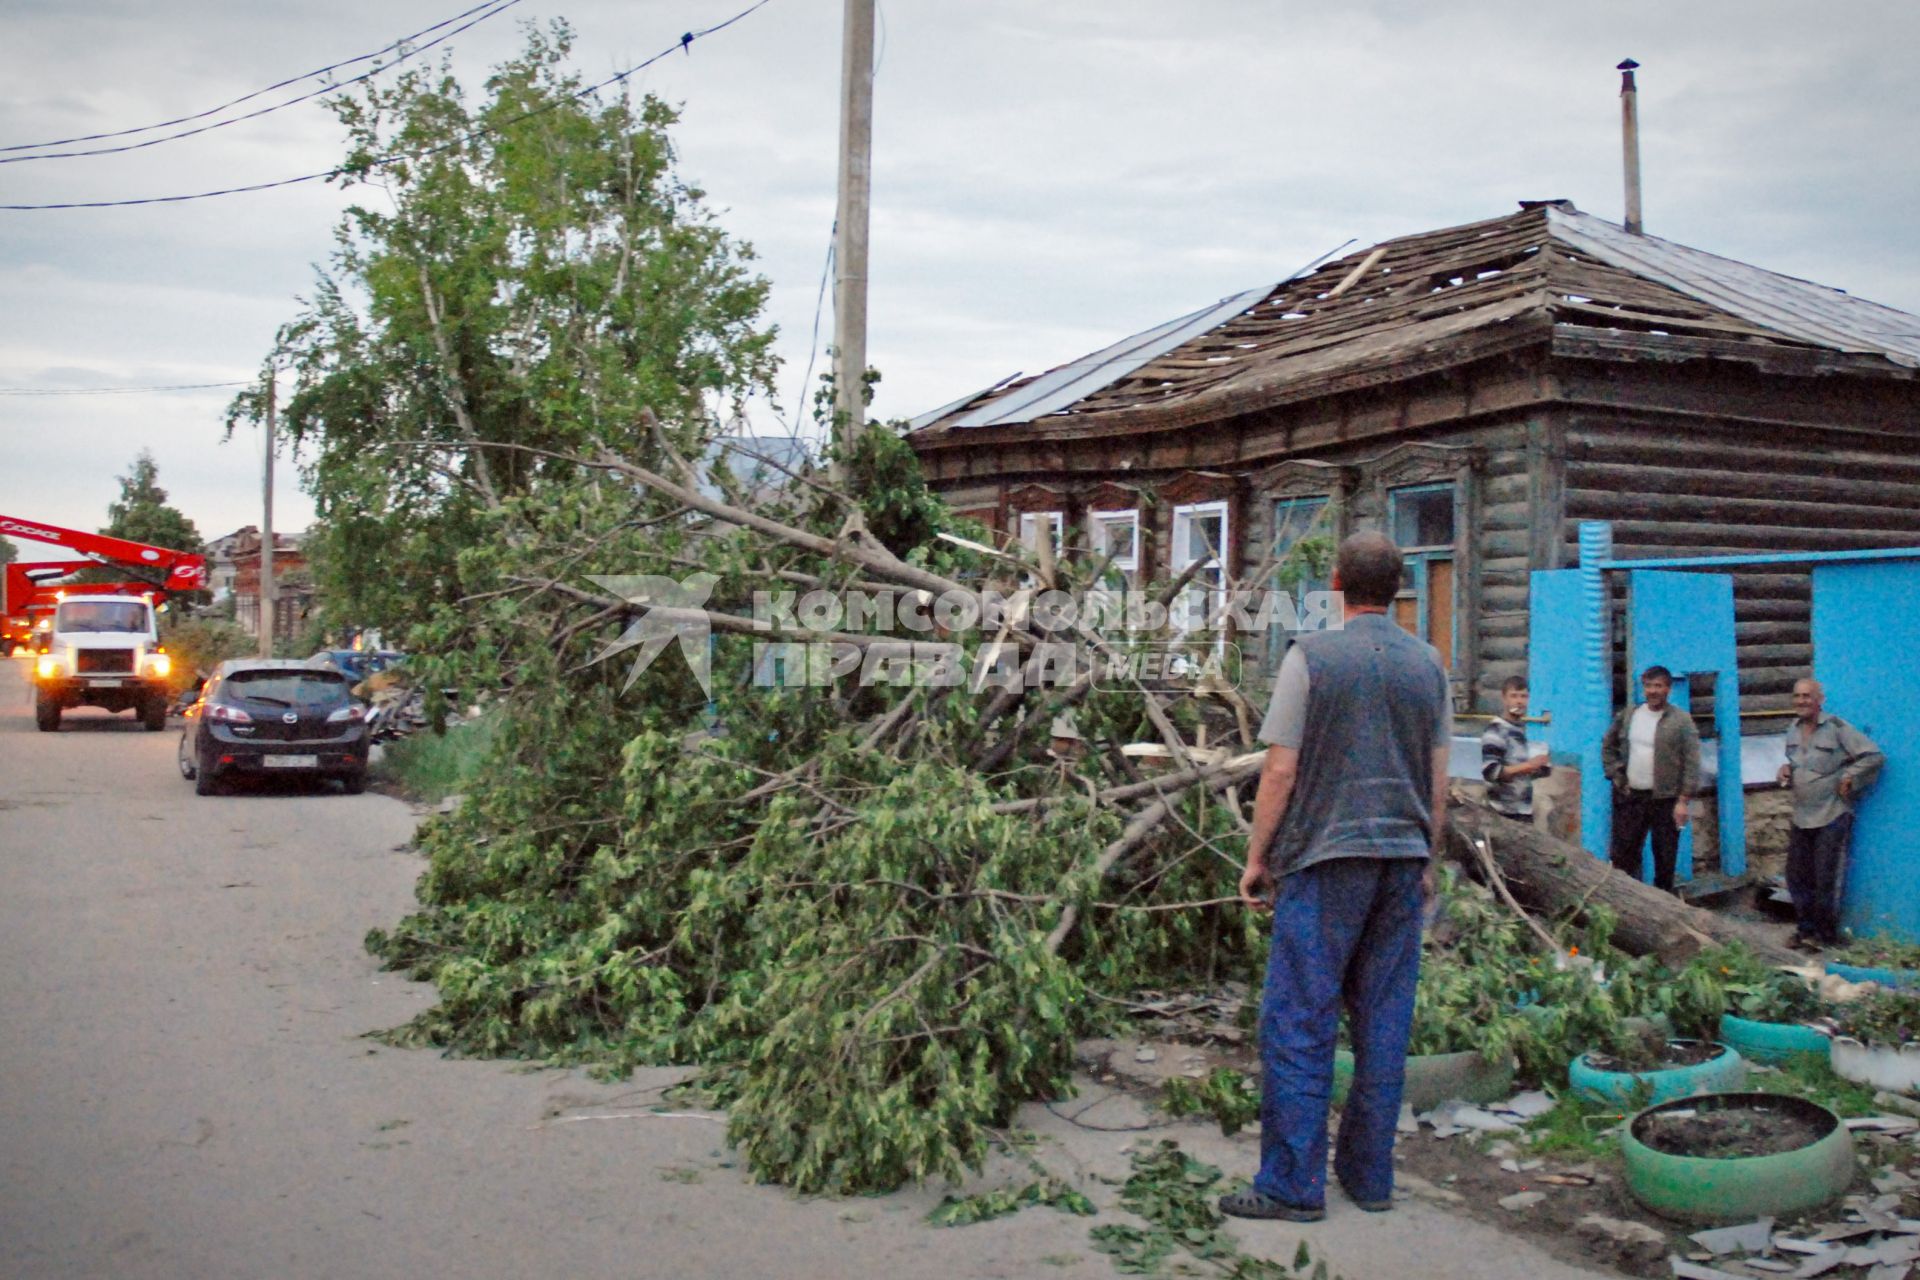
[
  {"xmin": 1627, "ymin": 570, "xmax": 1745, "ymax": 878},
  {"xmin": 1812, "ymin": 561, "xmax": 1920, "ymax": 940},
  {"xmin": 1528, "ymin": 568, "xmax": 1613, "ymax": 859}
]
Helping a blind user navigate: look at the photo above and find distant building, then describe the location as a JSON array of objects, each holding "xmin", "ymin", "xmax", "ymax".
[{"xmin": 224, "ymin": 527, "xmax": 311, "ymax": 645}]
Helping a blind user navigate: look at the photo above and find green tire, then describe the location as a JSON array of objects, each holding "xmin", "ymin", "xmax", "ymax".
[
  {"xmin": 1622, "ymin": 1092, "xmax": 1855, "ymax": 1224},
  {"xmin": 1569, "ymin": 1041, "xmax": 1746, "ymax": 1107},
  {"xmin": 1718, "ymin": 1014, "xmax": 1831, "ymax": 1066},
  {"xmin": 1332, "ymin": 1048, "xmax": 1514, "ymax": 1112}
]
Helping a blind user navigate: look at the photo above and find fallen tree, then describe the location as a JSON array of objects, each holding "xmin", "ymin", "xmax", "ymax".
[{"xmin": 1446, "ymin": 800, "xmax": 1799, "ymax": 968}]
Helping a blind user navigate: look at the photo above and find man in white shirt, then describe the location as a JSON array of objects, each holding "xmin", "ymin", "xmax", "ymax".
[{"xmin": 1600, "ymin": 666, "xmax": 1702, "ymax": 893}]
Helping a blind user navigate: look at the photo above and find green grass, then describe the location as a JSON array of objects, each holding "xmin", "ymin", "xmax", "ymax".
[
  {"xmin": 375, "ymin": 716, "xmax": 496, "ymax": 804},
  {"xmin": 1522, "ymin": 1092, "xmax": 1630, "ymax": 1159},
  {"xmin": 1749, "ymin": 1057, "xmax": 1880, "ymax": 1118}
]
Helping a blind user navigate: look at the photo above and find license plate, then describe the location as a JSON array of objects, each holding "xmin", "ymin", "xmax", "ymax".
[
  {"xmin": 262, "ymin": 754, "xmax": 319, "ymax": 768},
  {"xmin": 90, "ymin": 678, "xmax": 123, "ymax": 687}
]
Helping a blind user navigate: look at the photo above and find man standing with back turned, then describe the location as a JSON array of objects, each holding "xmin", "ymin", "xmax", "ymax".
[{"xmin": 1223, "ymin": 531, "xmax": 1452, "ymax": 1222}]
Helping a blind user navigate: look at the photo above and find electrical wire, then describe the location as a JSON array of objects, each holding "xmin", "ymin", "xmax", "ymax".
[
  {"xmin": 789, "ymin": 226, "xmax": 835, "ymax": 435},
  {"xmin": 0, "ymin": 0, "xmax": 516, "ymax": 154},
  {"xmin": 0, "ymin": 0, "xmax": 778, "ymax": 211},
  {"xmin": 0, "ymin": 380, "xmax": 252, "ymax": 395},
  {"xmin": 1, "ymin": 0, "xmax": 523, "ymax": 165}
]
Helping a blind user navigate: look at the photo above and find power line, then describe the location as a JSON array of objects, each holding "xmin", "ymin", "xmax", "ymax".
[
  {"xmin": 790, "ymin": 225, "xmax": 835, "ymax": 436},
  {"xmin": 1, "ymin": 0, "xmax": 523, "ymax": 165},
  {"xmin": 0, "ymin": 0, "xmax": 779, "ymax": 211},
  {"xmin": 0, "ymin": 0, "xmax": 516, "ymax": 154},
  {"xmin": 0, "ymin": 380, "xmax": 252, "ymax": 395}
]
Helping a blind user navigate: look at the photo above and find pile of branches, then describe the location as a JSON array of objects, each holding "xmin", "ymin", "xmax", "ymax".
[{"xmin": 370, "ymin": 425, "xmax": 1283, "ymax": 1192}]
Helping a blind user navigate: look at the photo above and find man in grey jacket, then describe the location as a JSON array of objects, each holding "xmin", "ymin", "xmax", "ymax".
[
  {"xmin": 1778, "ymin": 677, "xmax": 1884, "ymax": 949},
  {"xmin": 1601, "ymin": 666, "xmax": 1701, "ymax": 893}
]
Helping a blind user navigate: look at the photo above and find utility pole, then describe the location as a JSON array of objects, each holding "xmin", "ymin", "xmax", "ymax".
[
  {"xmin": 830, "ymin": 0, "xmax": 875, "ymax": 478},
  {"xmin": 259, "ymin": 369, "xmax": 276, "ymax": 659}
]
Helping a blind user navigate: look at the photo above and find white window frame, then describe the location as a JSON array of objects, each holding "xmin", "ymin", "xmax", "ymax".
[
  {"xmin": 1170, "ymin": 500, "xmax": 1230, "ymax": 645},
  {"xmin": 1017, "ymin": 510, "xmax": 1064, "ymax": 557},
  {"xmin": 1088, "ymin": 508, "xmax": 1141, "ymax": 574}
]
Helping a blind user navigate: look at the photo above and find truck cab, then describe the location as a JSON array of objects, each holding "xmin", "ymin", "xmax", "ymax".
[{"xmin": 33, "ymin": 594, "xmax": 173, "ymax": 732}]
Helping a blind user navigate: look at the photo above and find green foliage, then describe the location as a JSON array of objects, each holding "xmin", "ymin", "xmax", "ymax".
[
  {"xmin": 158, "ymin": 615, "xmax": 253, "ymax": 695},
  {"xmin": 1706, "ymin": 943, "xmax": 1825, "ymax": 1023},
  {"xmin": 103, "ymin": 450, "xmax": 203, "ymax": 556},
  {"xmin": 377, "ymin": 717, "xmax": 498, "ymax": 804},
  {"xmin": 928, "ymin": 1178, "xmax": 1096, "ymax": 1226},
  {"xmin": 0, "ymin": 534, "xmax": 15, "ymax": 567},
  {"xmin": 1831, "ymin": 934, "xmax": 1920, "ymax": 973},
  {"xmin": 1521, "ymin": 1092, "xmax": 1626, "ymax": 1158},
  {"xmin": 1833, "ymin": 990, "xmax": 1920, "ymax": 1047},
  {"xmin": 1161, "ymin": 1068, "xmax": 1259, "ymax": 1137},
  {"xmin": 236, "ymin": 23, "xmax": 776, "ymax": 640},
  {"xmin": 1750, "ymin": 1055, "xmax": 1879, "ymax": 1118},
  {"xmin": 1088, "ymin": 1142, "xmax": 1338, "ymax": 1279},
  {"xmin": 1408, "ymin": 868, "xmax": 1538, "ymax": 1065}
]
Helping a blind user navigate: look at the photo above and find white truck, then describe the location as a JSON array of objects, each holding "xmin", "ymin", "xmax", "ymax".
[{"xmin": 32, "ymin": 594, "xmax": 173, "ymax": 732}]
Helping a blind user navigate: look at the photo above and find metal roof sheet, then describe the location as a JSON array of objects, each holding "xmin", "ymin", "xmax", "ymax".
[
  {"xmin": 946, "ymin": 283, "xmax": 1276, "ymax": 428},
  {"xmin": 1547, "ymin": 205, "xmax": 1920, "ymax": 369}
]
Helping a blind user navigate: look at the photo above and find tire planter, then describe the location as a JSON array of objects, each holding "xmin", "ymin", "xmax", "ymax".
[
  {"xmin": 1830, "ymin": 1037, "xmax": 1920, "ymax": 1092},
  {"xmin": 1569, "ymin": 1040, "xmax": 1747, "ymax": 1107},
  {"xmin": 1718, "ymin": 1013, "xmax": 1832, "ymax": 1066},
  {"xmin": 1332, "ymin": 1048, "xmax": 1515, "ymax": 1111},
  {"xmin": 1622, "ymin": 1092, "xmax": 1855, "ymax": 1224},
  {"xmin": 1825, "ymin": 960, "xmax": 1920, "ymax": 989}
]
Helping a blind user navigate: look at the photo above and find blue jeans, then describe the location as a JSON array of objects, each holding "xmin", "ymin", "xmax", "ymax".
[{"xmin": 1256, "ymin": 856, "xmax": 1424, "ymax": 1208}]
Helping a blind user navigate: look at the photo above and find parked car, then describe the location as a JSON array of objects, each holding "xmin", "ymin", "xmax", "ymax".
[
  {"xmin": 306, "ymin": 648, "xmax": 405, "ymax": 684},
  {"xmin": 177, "ymin": 659, "xmax": 371, "ymax": 796}
]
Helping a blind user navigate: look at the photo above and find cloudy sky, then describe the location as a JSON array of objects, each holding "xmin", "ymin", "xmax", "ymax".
[{"xmin": 3, "ymin": 0, "xmax": 1919, "ymax": 561}]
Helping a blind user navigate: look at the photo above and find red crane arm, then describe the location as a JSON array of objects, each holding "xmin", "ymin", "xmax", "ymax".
[{"xmin": 0, "ymin": 513, "xmax": 207, "ymax": 595}]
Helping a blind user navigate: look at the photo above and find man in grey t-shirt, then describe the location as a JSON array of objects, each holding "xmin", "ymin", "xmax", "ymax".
[{"xmin": 1220, "ymin": 531, "xmax": 1452, "ymax": 1224}]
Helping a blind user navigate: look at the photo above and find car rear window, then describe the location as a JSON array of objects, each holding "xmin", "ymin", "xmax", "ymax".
[
  {"xmin": 225, "ymin": 670, "xmax": 350, "ymax": 706},
  {"xmin": 55, "ymin": 601, "xmax": 151, "ymax": 633}
]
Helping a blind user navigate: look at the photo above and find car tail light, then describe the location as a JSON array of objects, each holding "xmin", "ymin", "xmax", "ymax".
[
  {"xmin": 327, "ymin": 704, "xmax": 367, "ymax": 724},
  {"xmin": 207, "ymin": 704, "xmax": 253, "ymax": 724}
]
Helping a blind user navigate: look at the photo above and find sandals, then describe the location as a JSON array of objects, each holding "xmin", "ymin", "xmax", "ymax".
[{"xmin": 1218, "ymin": 1190, "xmax": 1325, "ymax": 1222}]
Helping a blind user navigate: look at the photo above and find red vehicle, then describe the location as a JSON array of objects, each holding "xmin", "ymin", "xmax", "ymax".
[{"xmin": 0, "ymin": 514, "xmax": 207, "ymax": 730}]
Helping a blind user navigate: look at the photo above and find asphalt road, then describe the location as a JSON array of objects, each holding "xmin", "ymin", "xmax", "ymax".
[{"xmin": 0, "ymin": 656, "xmax": 1609, "ymax": 1280}]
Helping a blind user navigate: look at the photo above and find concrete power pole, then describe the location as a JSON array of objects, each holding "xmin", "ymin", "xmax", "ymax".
[
  {"xmin": 831, "ymin": 0, "xmax": 875, "ymax": 475},
  {"xmin": 259, "ymin": 370, "xmax": 276, "ymax": 659},
  {"xmin": 1619, "ymin": 58, "xmax": 1644, "ymax": 235}
]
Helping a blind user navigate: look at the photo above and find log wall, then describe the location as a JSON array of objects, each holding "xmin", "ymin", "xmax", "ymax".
[{"xmin": 1561, "ymin": 412, "xmax": 1920, "ymax": 718}]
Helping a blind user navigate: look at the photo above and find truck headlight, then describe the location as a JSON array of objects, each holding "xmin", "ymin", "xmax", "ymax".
[
  {"xmin": 145, "ymin": 652, "xmax": 172, "ymax": 678},
  {"xmin": 35, "ymin": 655, "xmax": 62, "ymax": 679}
]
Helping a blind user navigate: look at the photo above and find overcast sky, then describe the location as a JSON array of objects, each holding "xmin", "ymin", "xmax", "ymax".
[{"xmin": 4, "ymin": 0, "xmax": 1919, "ymax": 562}]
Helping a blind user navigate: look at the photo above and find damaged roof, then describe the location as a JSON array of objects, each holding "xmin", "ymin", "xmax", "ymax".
[{"xmin": 909, "ymin": 201, "xmax": 1920, "ymax": 436}]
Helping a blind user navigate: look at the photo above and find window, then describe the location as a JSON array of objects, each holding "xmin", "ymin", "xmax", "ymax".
[
  {"xmin": 1171, "ymin": 501, "xmax": 1229, "ymax": 642},
  {"xmin": 1389, "ymin": 483, "xmax": 1456, "ymax": 670},
  {"xmin": 54, "ymin": 600, "xmax": 151, "ymax": 633},
  {"xmin": 1269, "ymin": 496, "xmax": 1331, "ymax": 667},
  {"xmin": 1017, "ymin": 511, "xmax": 1063, "ymax": 558},
  {"xmin": 1088, "ymin": 509, "xmax": 1140, "ymax": 575}
]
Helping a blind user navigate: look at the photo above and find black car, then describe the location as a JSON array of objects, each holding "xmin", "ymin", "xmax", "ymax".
[{"xmin": 177, "ymin": 659, "xmax": 371, "ymax": 796}]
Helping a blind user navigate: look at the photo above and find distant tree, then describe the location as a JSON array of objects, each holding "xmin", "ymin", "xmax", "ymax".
[
  {"xmin": 229, "ymin": 23, "xmax": 777, "ymax": 639},
  {"xmin": 104, "ymin": 451, "xmax": 203, "ymax": 555},
  {"xmin": 0, "ymin": 535, "xmax": 15, "ymax": 568}
]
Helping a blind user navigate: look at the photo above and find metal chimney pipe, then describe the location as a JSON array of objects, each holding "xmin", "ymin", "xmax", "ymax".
[{"xmin": 1619, "ymin": 58, "xmax": 1644, "ymax": 235}]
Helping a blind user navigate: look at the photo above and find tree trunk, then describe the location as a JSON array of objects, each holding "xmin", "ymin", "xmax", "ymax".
[{"xmin": 1446, "ymin": 800, "xmax": 1798, "ymax": 969}]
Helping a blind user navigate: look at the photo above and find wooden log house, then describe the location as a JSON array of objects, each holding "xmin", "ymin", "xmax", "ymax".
[{"xmin": 905, "ymin": 201, "xmax": 1920, "ymax": 717}]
